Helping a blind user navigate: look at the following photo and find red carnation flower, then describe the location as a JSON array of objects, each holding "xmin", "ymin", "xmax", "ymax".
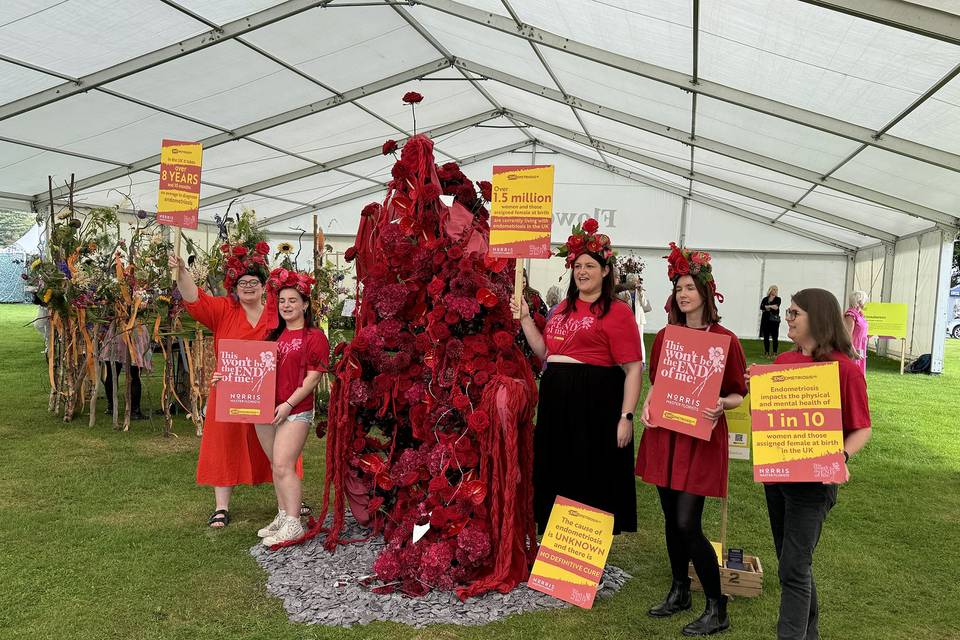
[
  {"xmin": 402, "ymin": 91, "xmax": 423, "ymax": 104},
  {"xmin": 382, "ymin": 139, "xmax": 398, "ymax": 155},
  {"xmin": 255, "ymin": 241, "xmax": 270, "ymax": 255},
  {"xmin": 477, "ymin": 180, "xmax": 492, "ymax": 202},
  {"xmin": 232, "ymin": 245, "xmax": 248, "ymax": 257},
  {"xmin": 582, "ymin": 218, "xmax": 599, "ymax": 233},
  {"xmin": 344, "ymin": 246, "xmax": 358, "ymax": 262}
]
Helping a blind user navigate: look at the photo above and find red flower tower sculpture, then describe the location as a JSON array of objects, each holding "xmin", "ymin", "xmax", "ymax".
[{"xmin": 314, "ymin": 131, "xmax": 538, "ymax": 599}]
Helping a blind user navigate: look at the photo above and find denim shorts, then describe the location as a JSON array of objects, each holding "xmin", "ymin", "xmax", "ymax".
[{"xmin": 286, "ymin": 410, "xmax": 314, "ymax": 424}]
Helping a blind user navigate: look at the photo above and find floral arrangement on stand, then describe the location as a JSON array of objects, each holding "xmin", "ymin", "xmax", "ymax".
[{"xmin": 299, "ymin": 93, "xmax": 539, "ymax": 601}]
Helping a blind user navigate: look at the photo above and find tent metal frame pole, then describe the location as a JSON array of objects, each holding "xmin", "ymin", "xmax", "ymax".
[
  {"xmin": 796, "ymin": 0, "xmax": 960, "ymax": 47},
  {"xmin": 38, "ymin": 58, "xmax": 451, "ymax": 202},
  {"xmin": 877, "ymin": 243, "xmax": 897, "ymax": 357},
  {"xmin": 510, "ymin": 111, "xmax": 897, "ymax": 242},
  {"xmin": 259, "ymin": 139, "xmax": 531, "ymax": 226},
  {"xmin": 0, "ymin": 0, "xmax": 339, "ymax": 122},
  {"xmin": 197, "ymin": 109, "xmax": 500, "ymax": 208},
  {"xmin": 451, "ymin": 59, "xmax": 957, "ymax": 228},
  {"xmin": 414, "ymin": 0, "xmax": 960, "ymax": 173},
  {"xmin": 540, "ymin": 142, "xmax": 856, "ymax": 252},
  {"xmin": 930, "ymin": 231, "xmax": 956, "ymax": 374},
  {"xmin": 390, "ymin": 4, "xmax": 538, "ymax": 145}
]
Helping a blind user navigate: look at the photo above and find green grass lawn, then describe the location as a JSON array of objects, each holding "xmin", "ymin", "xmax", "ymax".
[{"xmin": 1, "ymin": 303, "xmax": 958, "ymax": 640}]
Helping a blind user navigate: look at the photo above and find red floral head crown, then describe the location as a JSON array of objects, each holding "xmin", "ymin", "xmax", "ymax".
[
  {"xmin": 267, "ymin": 267, "xmax": 315, "ymax": 297},
  {"xmin": 221, "ymin": 241, "xmax": 270, "ymax": 292},
  {"xmin": 666, "ymin": 242, "xmax": 723, "ymax": 302},
  {"xmin": 555, "ymin": 218, "xmax": 615, "ymax": 268}
]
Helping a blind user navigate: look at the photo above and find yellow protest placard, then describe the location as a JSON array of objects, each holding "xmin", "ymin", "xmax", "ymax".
[
  {"xmin": 157, "ymin": 139, "xmax": 203, "ymax": 230},
  {"xmin": 528, "ymin": 496, "xmax": 613, "ymax": 609},
  {"xmin": 726, "ymin": 393, "xmax": 751, "ymax": 461},
  {"xmin": 488, "ymin": 165, "xmax": 554, "ymax": 259}
]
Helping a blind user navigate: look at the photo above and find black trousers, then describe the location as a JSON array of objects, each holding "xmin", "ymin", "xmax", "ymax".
[
  {"xmin": 760, "ymin": 320, "xmax": 780, "ymax": 354},
  {"xmin": 103, "ymin": 362, "xmax": 141, "ymax": 413},
  {"xmin": 764, "ymin": 483, "xmax": 838, "ymax": 640}
]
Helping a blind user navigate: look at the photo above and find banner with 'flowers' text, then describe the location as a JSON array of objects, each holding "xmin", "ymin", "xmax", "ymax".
[
  {"xmin": 648, "ymin": 325, "xmax": 731, "ymax": 440},
  {"xmin": 215, "ymin": 339, "xmax": 277, "ymax": 423}
]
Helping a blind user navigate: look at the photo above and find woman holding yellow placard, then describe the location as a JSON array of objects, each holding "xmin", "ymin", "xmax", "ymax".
[{"xmin": 759, "ymin": 288, "xmax": 871, "ymax": 640}]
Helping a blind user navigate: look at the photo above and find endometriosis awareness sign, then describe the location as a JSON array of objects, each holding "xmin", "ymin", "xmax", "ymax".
[{"xmin": 215, "ymin": 339, "xmax": 277, "ymax": 423}]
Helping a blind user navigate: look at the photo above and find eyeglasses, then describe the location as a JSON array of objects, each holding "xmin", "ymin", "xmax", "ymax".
[
  {"xmin": 785, "ymin": 309, "xmax": 802, "ymax": 320},
  {"xmin": 235, "ymin": 280, "xmax": 262, "ymax": 289}
]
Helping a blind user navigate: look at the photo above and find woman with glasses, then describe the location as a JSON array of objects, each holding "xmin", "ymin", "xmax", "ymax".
[
  {"xmin": 756, "ymin": 289, "xmax": 871, "ymax": 639},
  {"xmin": 170, "ymin": 247, "xmax": 283, "ymax": 528}
]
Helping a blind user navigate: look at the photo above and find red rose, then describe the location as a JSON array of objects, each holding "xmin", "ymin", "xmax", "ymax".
[
  {"xmin": 473, "ymin": 370, "xmax": 489, "ymax": 385},
  {"xmin": 582, "ymin": 218, "xmax": 599, "ymax": 233},
  {"xmin": 477, "ymin": 181, "xmax": 492, "ymax": 202},
  {"xmin": 251, "ymin": 255, "xmax": 265, "ymax": 265},
  {"xmin": 232, "ymin": 245, "xmax": 248, "ymax": 257},
  {"xmin": 447, "ymin": 246, "xmax": 463, "ymax": 259},
  {"xmin": 674, "ymin": 255, "xmax": 690, "ymax": 276},
  {"xmin": 467, "ymin": 410, "xmax": 489, "ymax": 432},
  {"xmin": 402, "ymin": 91, "xmax": 423, "ymax": 104},
  {"xmin": 586, "ymin": 239, "xmax": 602, "ymax": 253},
  {"xmin": 568, "ymin": 234, "xmax": 585, "ymax": 249},
  {"xmin": 492, "ymin": 330, "xmax": 513, "ymax": 350},
  {"xmin": 595, "ymin": 234, "xmax": 610, "ymax": 247},
  {"xmin": 427, "ymin": 277, "xmax": 445, "ymax": 297},
  {"xmin": 476, "ymin": 287, "xmax": 498, "ymax": 308},
  {"xmin": 361, "ymin": 203, "xmax": 380, "ymax": 217},
  {"xmin": 344, "ymin": 246, "xmax": 358, "ymax": 262},
  {"xmin": 227, "ymin": 257, "xmax": 243, "ymax": 270},
  {"xmin": 255, "ymin": 241, "xmax": 270, "ymax": 255},
  {"xmin": 382, "ymin": 139, "xmax": 398, "ymax": 155},
  {"xmin": 219, "ymin": 243, "xmax": 230, "ymax": 254}
]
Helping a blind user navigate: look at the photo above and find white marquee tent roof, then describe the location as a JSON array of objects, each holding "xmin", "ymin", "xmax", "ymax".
[{"xmin": 1, "ymin": 0, "xmax": 959, "ymax": 251}]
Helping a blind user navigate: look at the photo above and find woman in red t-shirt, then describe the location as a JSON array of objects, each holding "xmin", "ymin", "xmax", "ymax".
[
  {"xmin": 254, "ymin": 268, "xmax": 330, "ymax": 546},
  {"xmin": 636, "ymin": 244, "xmax": 746, "ymax": 636},
  {"xmin": 756, "ymin": 288, "xmax": 871, "ymax": 640},
  {"xmin": 513, "ymin": 219, "xmax": 643, "ymax": 535}
]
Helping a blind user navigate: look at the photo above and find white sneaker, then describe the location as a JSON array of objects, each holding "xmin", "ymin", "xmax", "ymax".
[
  {"xmin": 263, "ymin": 515, "xmax": 304, "ymax": 546},
  {"xmin": 257, "ymin": 510, "xmax": 287, "ymax": 538}
]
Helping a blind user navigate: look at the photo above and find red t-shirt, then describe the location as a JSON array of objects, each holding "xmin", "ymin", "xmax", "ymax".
[
  {"xmin": 275, "ymin": 327, "xmax": 330, "ymax": 414},
  {"xmin": 774, "ymin": 350, "xmax": 871, "ymax": 435},
  {"xmin": 543, "ymin": 299, "xmax": 642, "ymax": 366}
]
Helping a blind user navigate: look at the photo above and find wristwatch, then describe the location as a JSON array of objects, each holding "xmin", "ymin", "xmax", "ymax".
[{"xmin": 621, "ymin": 412, "xmax": 634, "ymax": 421}]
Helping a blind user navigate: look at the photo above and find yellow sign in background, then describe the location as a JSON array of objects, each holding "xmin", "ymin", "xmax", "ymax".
[
  {"xmin": 863, "ymin": 302, "xmax": 908, "ymax": 339},
  {"xmin": 726, "ymin": 393, "xmax": 751, "ymax": 461}
]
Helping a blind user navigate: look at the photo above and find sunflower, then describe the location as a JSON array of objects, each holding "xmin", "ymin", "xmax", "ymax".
[{"xmin": 276, "ymin": 241, "xmax": 294, "ymax": 255}]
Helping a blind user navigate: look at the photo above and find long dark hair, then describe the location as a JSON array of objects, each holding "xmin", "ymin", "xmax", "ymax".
[
  {"xmin": 791, "ymin": 288, "xmax": 856, "ymax": 361},
  {"xmin": 561, "ymin": 252, "xmax": 616, "ymax": 318},
  {"xmin": 667, "ymin": 275, "xmax": 721, "ymax": 326},
  {"xmin": 265, "ymin": 287, "xmax": 315, "ymax": 342}
]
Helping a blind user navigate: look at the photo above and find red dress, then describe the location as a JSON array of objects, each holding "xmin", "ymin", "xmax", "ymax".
[
  {"xmin": 185, "ymin": 289, "xmax": 276, "ymax": 486},
  {"xmin": 635, "ymin": 323, "xmax": 747, "ymax": 497}
]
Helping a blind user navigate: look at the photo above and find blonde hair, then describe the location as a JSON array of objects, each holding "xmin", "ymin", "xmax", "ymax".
[
  {"xmin": 767, "ymin": 285, "xmax": 779, "ymax": 296},
  {"xmin": 848, "ymin": 290, "xmax": 868, "ymax": 308},
  {"xmin": 545, "ymin": 285, "xmax": 561, "ymax": 308}
]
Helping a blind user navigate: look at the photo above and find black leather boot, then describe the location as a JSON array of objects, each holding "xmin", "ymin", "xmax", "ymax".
[
  {"xmin": 647, "ymin": 578, "xmax": 692, "ymax": 617},
  {"xmin": 682, "ymin": 595, "xmax": 730, "ymax": 636}
]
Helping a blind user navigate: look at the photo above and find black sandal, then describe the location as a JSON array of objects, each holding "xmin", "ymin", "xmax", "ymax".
[
  {"xmin": 300, "ymin": 502, "xmax": 312, "ymax": 517},
  {"xmin": 208, "ymin": 509, "xmax": 230, "ymax": 528}
]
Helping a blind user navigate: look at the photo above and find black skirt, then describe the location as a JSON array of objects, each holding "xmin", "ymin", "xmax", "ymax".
[{"xmin": 533, "ymin": 363, "xmax": 638, "ymax": 534}]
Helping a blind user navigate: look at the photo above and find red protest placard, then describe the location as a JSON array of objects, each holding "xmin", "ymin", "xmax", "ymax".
[
  {"xmin": 647, "ymin": 325, "xmax": 731, "ymax": 440},
  {"xmin": 215, "ymin": 339, "xmax": 277, "ymax": 423}
]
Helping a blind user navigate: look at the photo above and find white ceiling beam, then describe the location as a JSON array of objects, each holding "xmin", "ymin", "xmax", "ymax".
[
  {"xmin": 413, "ymin": 0, "xmax": 960, "ymax": 173},
  {"xmin": 797, "ymin": 0, "xmax": 960, "ymax": 47},
  {"xmin": 453, "ymin": 59, "xmax": 958, "ymax": 228},
  {"xmin": 198, "ymin": 109, "xmax": 502, "ymax": 208},
  {"xmin": 38, "ymin": 58, "xmax": 451, "ymax": 202},
  {"xmin": 0, "ymin": 0, "xmax": 338, "ymax": 122},
  {"xmin": 508, "ymin": 110, "xmax": 897, "ymax": 243},
  {"xmin": 258, "ymin": 138, "xmax": 531, "ymax": 226},
  {"xmin": 540, "ymin": 142, "xmax": 858, "ymax": 252}
]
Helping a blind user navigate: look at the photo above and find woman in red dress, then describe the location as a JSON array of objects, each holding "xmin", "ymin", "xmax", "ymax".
[
  {"xmin": 170, "ymin": 246, "xmax": 282, "ymax": 528},
  {"xmin": 636, "ymin": 244, "xmax": 747, "ymax": 636}
]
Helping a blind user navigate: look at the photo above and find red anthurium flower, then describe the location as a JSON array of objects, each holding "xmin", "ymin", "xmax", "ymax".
[{"xmin": 476, "ymin": 287, "xmax": 498, "ymax": 308}]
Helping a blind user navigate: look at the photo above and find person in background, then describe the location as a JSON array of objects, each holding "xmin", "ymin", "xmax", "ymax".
[
  {"xmin": 516, "ymin": 268, "xmax": 549, "ymax": 377},
  {"xmin": 545, "ymin": 285, "xmax": 561, "ymax": 321},
  {"xmin": 843, "ymin": 290, "xmax": 869, "ymax": 376},
  {"xmin": 99, "ymin": 321, "xmax": 152, "ymax": 420},
  {"xmin": 755, "ymin": 288, "xmax": 871, "ymax": 640},
  {"xmin": 760, "ymin": 285, "xmax": 782, "ymax": 357},
  {"xmin": 636, "ymin": 243, "xmax": 746, "ymax": 637},
  {"xmin": 625, "ymin": 273, "xmax": 651, "ymax": 364}
]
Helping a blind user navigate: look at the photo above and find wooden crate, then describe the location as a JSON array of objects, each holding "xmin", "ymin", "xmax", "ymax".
[{"xmin": 688, "ymin": 554, "xmax": 763, "ymax": 598}]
